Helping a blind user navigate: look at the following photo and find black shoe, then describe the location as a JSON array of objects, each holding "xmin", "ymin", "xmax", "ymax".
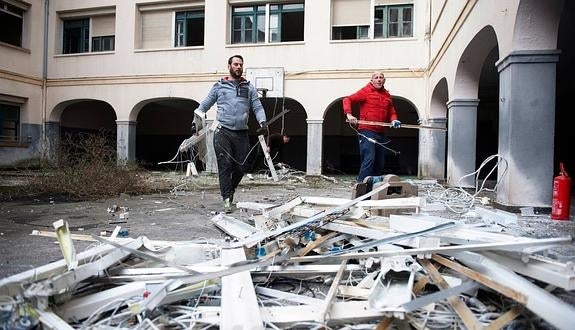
[
  {"xmin": 352, "ymin": 182, "xmax": 367, "ymax": 199},
  {"xmin": 363, "ymin": 176, "xmax": 374, "ymax": 192}
]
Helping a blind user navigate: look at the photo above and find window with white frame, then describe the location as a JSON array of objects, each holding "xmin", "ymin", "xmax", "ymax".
[
  {"xmin": 231, "ymin": 3, "xmax": 304, "ymax": 44},
  {"xmin": 331, "ymin": 0, "xmax": 413, "ymax": 40},
  {"xmin": 0, "ymin": 103, "xmax": 19, "ymax": 143},
  {"xmin": 0, "ymin": 0, "xmax": 25, "ymax": 47},
  {"xmin": 175, "ymin": 10, "xmax": 205, "ymax": 47}
]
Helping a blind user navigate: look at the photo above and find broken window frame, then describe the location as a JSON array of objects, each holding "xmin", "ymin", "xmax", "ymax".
[{"xmin": 174, "ymin": 10, "xmax": 205, "ymax": 47}]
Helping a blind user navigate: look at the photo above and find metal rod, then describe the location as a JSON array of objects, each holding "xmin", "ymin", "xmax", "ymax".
[
  {"xmin": 347, "ymin": 119, "xmax": 447, "ymax": 131},
  {"xmin": 330, "ymin": 221, "xmax": 457, "ymax": 255},
  {"xmin": 289, "ymin": 236, "xmax": 573, "ymax": 263}
]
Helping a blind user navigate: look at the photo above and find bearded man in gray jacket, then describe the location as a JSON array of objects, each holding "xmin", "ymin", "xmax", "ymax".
[{"xmin": 196, "ymin": 55, "xmax": 267, "ymax": 213}]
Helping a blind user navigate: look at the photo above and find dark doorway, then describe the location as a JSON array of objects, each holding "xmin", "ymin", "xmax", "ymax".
[{"xmin": 323, "ymin": 96, "xmax": 419, "ymax": 177}]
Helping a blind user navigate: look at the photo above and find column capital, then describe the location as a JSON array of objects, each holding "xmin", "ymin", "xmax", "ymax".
[
  {"xmin": 306, "ymin": 119, "xmax": 324, "ymax": 124},
  {"xmin": 496, "ymin": 49, "xmax": 560, "ymax": 72},
  {"xmin": 446, "ymin": 99, "xmax": 479, "ymax": 109},
  {"xmin": 427, "ymin": 117, "xmax": 447, "ymax": 123},
  {"xmin": 422, "ymin": 117, "xmax": 447, "ymax": 127},
  {"xmin": 116, "ymin": 120, "xmax": 137, "ymax": 126}
]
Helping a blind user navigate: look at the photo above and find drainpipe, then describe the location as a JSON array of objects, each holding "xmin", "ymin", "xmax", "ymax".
[{"xmin": 41, "ymin": 0, "xmax": 49, "ymax": 158}]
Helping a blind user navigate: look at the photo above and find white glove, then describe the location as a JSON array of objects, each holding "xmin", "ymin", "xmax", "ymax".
[
  {"xmin": 193, "ymin": 108, "xmax": 206, "ymax": 129},
  {"xmin": 391, "ymin": 120, "xmax": 401, "ymax": 128},
  {"xmin": 346, "ymin": 114, "xmax": 358, "ymax": 125}
]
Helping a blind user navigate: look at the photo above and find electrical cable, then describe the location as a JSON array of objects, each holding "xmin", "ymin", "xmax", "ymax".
[
  {"xmin": 81, "ymin": 297, "xmax": 133, "ymax": 327},
  {"xmin": 285, "ymin": 322, "xmax": 334, "ymax": 330},
  {"xmin": 348, "ymin": 122, "xmax": 400, "ymax": 155},
  {"xmin": 417, "ymin": 154, "xmax": 509, "ymax": 213}
]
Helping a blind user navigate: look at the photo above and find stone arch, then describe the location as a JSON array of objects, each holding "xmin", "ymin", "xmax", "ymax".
[
  {"xmin": 55, "ymin": 99, "xmax": 117, "ymax": 138},
  {"xmin": 129, "ymin": 97, "xmax": 195, "ymax": 123},
  {"xmin": 512, "ymin": 0, "xmax": 563, "ymax": 51},
  {"xmin": 447, "ymin": 25, "xmax": 500, "ymax": 187},
  {"xmin": 49, "ymin": 99, "xmax": 115, "ymax": 123},
  {"xmin": 45, "ymin": 99, "xmax": 117, "ymax": 162},
  {"xmin": 430, "ymin": 78, "xmax": 448, "ymax": 119},
  {"xmin": 453, "ymin": 25, "xmax": 498, "ymax": 99}
]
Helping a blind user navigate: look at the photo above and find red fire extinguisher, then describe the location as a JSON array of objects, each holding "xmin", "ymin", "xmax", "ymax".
[{"xmin": 551, "ymin": 162, "xmax": 571, "ymax": 220}]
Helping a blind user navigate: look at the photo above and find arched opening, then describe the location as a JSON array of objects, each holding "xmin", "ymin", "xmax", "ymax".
[
  {"xmin": 135, "ymin": 98, "xmax": 198, "ymax": 169},
  {"xmin": 423, "ymin": 78, "xmax": 449, "ymax": 179},
  {"xmin": 476, "ymin": 46, "xmax": 500, "ymax": 176},
  {"xmin": 247, "ymin": 97, "xmax": 307, "ymax": 172},
  {"xmin": 59, "ymin": 100, "xmax": 117, "ymax": 148},
  {"xmin": 322, "ymin": 96, "xmax": 419, "ymax": 177},
  {"xmin": 556, "ymin": 1, "xmax": 575, "ymax": 180},
  {"xmin": 450, "ymin": 25, "xmax": 498, "ymax": 186}
]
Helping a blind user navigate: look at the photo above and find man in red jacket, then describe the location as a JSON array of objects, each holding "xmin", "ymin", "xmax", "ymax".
[{"xmin": 343, "ymin": 71, "xmax": 401, "ymax": 184}]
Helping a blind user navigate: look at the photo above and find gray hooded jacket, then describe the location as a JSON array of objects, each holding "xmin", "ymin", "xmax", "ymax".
[{"xmin": 197, "ymin": 77, "xmax": 266, "ymax": 130}]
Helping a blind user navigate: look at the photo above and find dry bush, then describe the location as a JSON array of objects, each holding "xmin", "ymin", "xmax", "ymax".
[{"xmin": 27, "ymin": 131, "xmax": 151, "ymax": 200}]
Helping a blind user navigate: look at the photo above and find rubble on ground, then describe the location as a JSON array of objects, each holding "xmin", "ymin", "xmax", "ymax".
[{"xmin": 1, "ymin": 175, "xmax": 574, "ymax": 329}]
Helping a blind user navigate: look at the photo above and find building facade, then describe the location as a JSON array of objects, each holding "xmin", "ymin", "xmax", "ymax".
[{"xmin": 1, "ymin": 0, "xmax": 572, "ymax": 208}]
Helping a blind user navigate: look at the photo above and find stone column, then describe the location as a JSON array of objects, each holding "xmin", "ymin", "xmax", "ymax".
[
  {"xmin": 446, "ymin": 99, "xmax": 479, "ymax": 188},
  {"xmin": 116, "ymin": 121, "xmax": 136, "ymax": 165},
  {"xmin": 44, "ymin": 121, "xmax": 60, "ymax": 162},
  {"xmin": 418, "ymin": 117, "xmax": 447, "ymax": 180},
  {"xmin": 496, "ymin": 50, "xmax": 560, "ymax": 207},
  {"xmin": 306, "ymin": 119, "xmax": 323, "ymax": 175}
]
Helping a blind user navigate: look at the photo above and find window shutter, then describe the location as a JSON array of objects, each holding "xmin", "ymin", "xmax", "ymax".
[
  {"xmin": 141, "ymin": 10, "xmax": 172, "ymax": 49},
  {"xmin": 332, "ymin": 0, "xmax": 370, "ymax": 26},
  {"xmin": 91, "ymin": 15, "xmax": 115, "ymax": 37}
]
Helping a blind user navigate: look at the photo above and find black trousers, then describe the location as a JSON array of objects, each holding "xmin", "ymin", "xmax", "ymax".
[{"xmin": 213, "ymin": 126, "xmax": 249, "ymax": 200}]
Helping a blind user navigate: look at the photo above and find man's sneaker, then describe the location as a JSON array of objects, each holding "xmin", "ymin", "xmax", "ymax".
[
  {"xmin": 223, "ymin": 198, "xmax": 232, "ymax": 214},
  {"xmin": 363, "ymin": 176, "xmax": 374, "ymax": 192},
  {"xmin": 352, "ymin": 182, "xmax": 367, "ymax": 199},
  {"xmin": 363, "ymin": 175, "xmax": 383, "ymax": 193}
]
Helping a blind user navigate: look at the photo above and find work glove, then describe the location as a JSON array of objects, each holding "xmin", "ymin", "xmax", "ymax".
[
  {"xmin": 257, "ymin": 121, "xmax": 269, "ymax": 135},
  {"xmin": 391, "ymin": 120, "xmax": 401, "ymax": 128}
]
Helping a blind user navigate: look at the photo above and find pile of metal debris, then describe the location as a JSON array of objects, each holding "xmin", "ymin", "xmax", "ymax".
[{"xmin": 1, "ymin": 176, "xmax": 574, "ymax": 329}]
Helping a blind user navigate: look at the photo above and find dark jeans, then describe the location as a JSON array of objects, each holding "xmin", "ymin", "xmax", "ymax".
[
  {"xmin": 357, "ymin": 130, "xmax": 388, "ymax": 182},
  {"xmin": 213, "ymin": 127, "xmax": 249, "ymax": 200}
]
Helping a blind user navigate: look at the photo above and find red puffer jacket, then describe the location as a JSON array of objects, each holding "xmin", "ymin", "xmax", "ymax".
[{"xmin": 342, "ymin": 82, "xmax": 398, "ymax": 133}]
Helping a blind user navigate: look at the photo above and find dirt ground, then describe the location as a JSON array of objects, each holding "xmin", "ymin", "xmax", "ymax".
[
  {"xmin": 0, "ymin": 171, "xmax": 354, "ymax": 278},
  {"xmin": 1, "ymin": 170, "xmax": 574, "ymax": 280}
]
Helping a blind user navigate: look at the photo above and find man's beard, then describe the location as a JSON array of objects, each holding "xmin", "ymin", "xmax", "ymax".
[{"xmin": 229, "ymin": 68, "xmax": 242, "ymax": 79}]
